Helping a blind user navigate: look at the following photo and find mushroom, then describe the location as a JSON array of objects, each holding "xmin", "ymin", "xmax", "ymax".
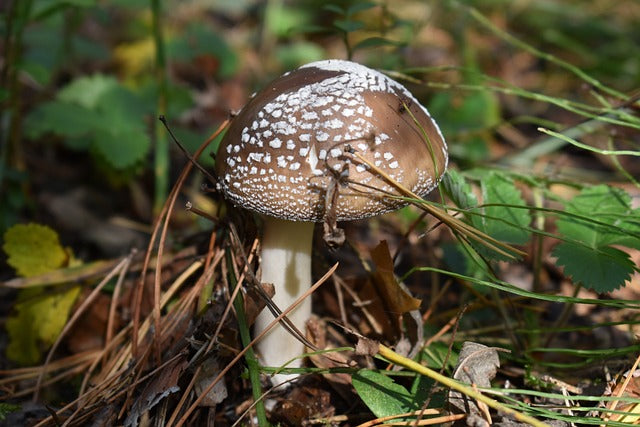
[{"xmin": 215, "ymin": 59, "xmax": 448, "ymax": 385}]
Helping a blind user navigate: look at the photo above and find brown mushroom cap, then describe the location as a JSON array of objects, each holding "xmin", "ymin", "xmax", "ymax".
[{"xmin": 215, "ymin": 59, "xmax": 448, "ymax": 222}]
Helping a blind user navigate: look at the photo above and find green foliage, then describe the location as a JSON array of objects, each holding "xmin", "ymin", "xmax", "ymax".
[
  {"xmin": 553, "ymin": 185, "xmax": 640, "ymax": 292},
  {"xmin": 428, "ymin": 90, "xmax": 501, "ymax": 163},
  {"xmin": 167, "ymin": 24, "xmax": 238, "ymax": 79},
  {"xmin": 321, "ymin": 1, "xmax": 405, "ymax": 59},
  {"xmin": 442, "ymin": 169, "xmax": 478, "ymax": 211},
  {"xmin": 442, "ymin": 170, "xmax": 531, "ymax": 262},
  {"xmin": 352, "ymin": 369, "xmax": 425, "ymax": 419},
  {"xmin": 3, "ymin": 223, "xmax": 81, "ymax": 365},
  {"xmin": 25, "ymin": 74, "xmax": 151, "ymax": 170},
  {"xmin": 420, "ymin": 341, "xmax": 457, "ymax": 371},
  {"xmin": 473, "ymin": 172, "xmax": 531, "ymax": 248},
  {"xmin": 0, "ymin": 403, "xmax": 20, "ymax": 421}
]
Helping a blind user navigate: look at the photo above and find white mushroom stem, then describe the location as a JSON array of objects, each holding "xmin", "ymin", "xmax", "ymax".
[{"xmin": 255, "ymin": 216, "xmax": 314, "ymax": 386}]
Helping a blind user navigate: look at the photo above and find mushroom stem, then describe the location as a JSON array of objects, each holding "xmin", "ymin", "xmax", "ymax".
[{"xmin": 255, "ymin": 216, "xmax": 314, "ymax": 386}]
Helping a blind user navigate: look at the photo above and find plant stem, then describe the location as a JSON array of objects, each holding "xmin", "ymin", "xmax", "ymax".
[
  {"xmin": 1, "ymin": 0, "xmax": 32, "ymax": 173},
  {"xmin": 226, "ymin": 251, "xmax": 269, "ymax": 426},
  {"xmin": 151, "ymin": 0, "xmax": 169, "ymax": 215},
  {"xmin": 378, "ymin": 344, "xmax": 549, "ymax": 427}
]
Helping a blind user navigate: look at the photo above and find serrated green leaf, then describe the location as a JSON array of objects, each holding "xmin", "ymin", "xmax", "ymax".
[
  {"xmin": 552, "ymin": 242, "xmax": 634, "ymax": 292},
  {"xmin": 469, "ymin": 172, "xmax": 531, "ymax": 260},
  {"xmin": 57, "ymin": 74, "xmax": 120, "ymax": 109},
  {"xmin": 3, "ymin": 223, "xmax": 68, "ymax": 277},
  {"xmin": 93, "ymin": 129, "xmax": 150, "ymax": 169},
  {"xmin": 6, "ymin": 285, "xmax": 81, "ymax": 365},
  {"xmin": 24, "ymin": 100, "xmax": 102, "ymax": 140},
  {"xmin": 477, "ymin": 173, "xmax": 530, "ymax": 244},
  {"xmin": 352, "ymin": 369, "xmax": 416, "ymax": 418},
  {"xmin": 557, "ymin": 185, "xmax": 640, "ymax": 250},
  {"xmin": 97, "ymin": 84, "xmax": 150, "ymax": 124},
  {"xmin": 554, "ymin": 185, "xmax": 639, "ymax": 292},
  {"xmin": 441, "ymin": 170, "xmax": 478, "ymax": 211}
]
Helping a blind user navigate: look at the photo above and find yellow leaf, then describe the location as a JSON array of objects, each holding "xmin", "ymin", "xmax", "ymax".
[
  {"xmin": 3, "ymin": 223, "xmax": 81, "ymax": 365},
  {"xmin": 3, "ymin": 223, "xmax": 68, "ymax": 277},
  {"xmin": 114, "ymin": 38, "xmax": 155, "ymax": 78},
  {"xmin": 6, "ymin": 286, "xmax": 82, "ymax": 365}
]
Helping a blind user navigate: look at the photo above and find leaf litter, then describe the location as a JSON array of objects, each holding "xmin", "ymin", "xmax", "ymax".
[{"xmin": 2, "ymin": 2, "xmax": 640, "ymax": 426}]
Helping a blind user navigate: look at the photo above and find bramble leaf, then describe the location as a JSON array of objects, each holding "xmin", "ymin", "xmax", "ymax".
[
  {"xmin": 465, "ymin": 172, "xmax": 531, "ymax": 261},
  {"xmin": 25, "ymin": 100, "xmax": 101, "ymax": 140},
  {"xmin": 441, "ymin": 169, "xmax": 478, "ymax": 211},
  {"xmin": 24, "ymin": 74, "xmax": 150, "ymax": 170},
  {"xmin": 553, "ymin": 185, "xmax": 640, "ymax": 291},
  {"xmin": 553, "ymin": 243, "xmax": 634, "ymax": 293},
  {"xmin": 556, "ymin": 185, "xmax": 640, "ymax": 249},
  {"xmin": 94, "ymin": 128, "xmax": 150, "ymax": 169},
  {"xmin": 57, "ymin": 74, "xmax": 120, "ymax": 109},
  {"xmin": 475, "ymin": 172, "xmax": 530, "ymax": 245}
]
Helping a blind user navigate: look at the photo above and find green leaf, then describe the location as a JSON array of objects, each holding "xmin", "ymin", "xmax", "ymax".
[
  {"xmin": 57, "ymin": 74, "xmax": 120, "ymax": 109},
  {"xmin": 29, "ymin": 75, "xmax": 151, "ymax": 170},
  {"xmin": 323, "ymin": 4, "xmax": 345, "ymax": 14},
  {"xmin": 333, "ymin": 19, "xmax": 364, "ymax": 33},
  {"xmin": 553, "ymin": 243, "xmax": 634, "ymax": 292},
  {"xmin": 553, "ymin": 185, "xmax": 640, "ymax": 292},
  {"xmin": 428, "ymin": 91, "xmax": 500, "ymax": 162},
  {"xmin": 421, "ymin": 341, "xmax": 458, "ymax": 370},
  {"xmin": 167, "ymin": 24, "xmax": 238, "ymax": 78},
  {"xmin": 3, "ymin": 223, "xmax": 68, "ymax": 277},
  {"xmin": 441, "ymin": 170, "xmax": 478, "ymax": 211},
  {"xmin": 428, "ymin": 91, "xmax": 501, "ymax": 135},
  {"xmin": 352, "ymin": 369, "xmax": 417, "ymax": 419},
  {"xmin": 353, "ymin": 36, "xmax": 404, "ymax": 52},
  {"xmin": 25, "ymin": 100, "xmax": 102, "ymax": 140},
  {"xmin": 556, "ymin": 185, "xmax": 640, "ymax": 249},
  {"xmin": 96, "ymin": 84, "xmax": 150, "ymax": 123},
  {"xmin": 93, "ymin": 129, "xmax": 150, "ymax": 169},
  {"xmin": 0, "ymin": 403, "xmax": 20, "ymax": 421},
  {"xmin": 6, "ymin": 285, "xmax": 82, "ymax": 365},
  {"xmin": 469, "ymin": 172, "xmax": 531, "ymax": 260},
  {"xmin": 346, "ymin": 1, "xmax": 377, "ymax": 16}
]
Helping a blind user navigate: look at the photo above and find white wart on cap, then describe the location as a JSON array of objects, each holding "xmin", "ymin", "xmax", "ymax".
[{"xmin": 215, "ymin": 59, "xmax": 448, "ymax": 221}]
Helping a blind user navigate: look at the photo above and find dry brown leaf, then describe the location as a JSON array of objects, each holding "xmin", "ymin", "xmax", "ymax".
[{"xmin": 370, "ymin": 240, "xmax": 422, "ymax": 313}]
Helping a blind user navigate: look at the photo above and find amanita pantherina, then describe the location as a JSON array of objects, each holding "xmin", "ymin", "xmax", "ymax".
[{"xmin": 215, "ymin": 59, "xmax": 448, "ymax": 385}]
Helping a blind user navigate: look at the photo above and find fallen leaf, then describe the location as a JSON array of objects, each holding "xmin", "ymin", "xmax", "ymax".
[
  {"xmin": 3, "ymin": 223, "xmax": 81, "ymax": 365},
  {"xmin": 370, "ymin": 240, "xmax": 422, "ymax": 313},
  {"xmin": 448, "ymin": 342, "xmax": 501, "ymax": 426},
  {"xmin": 6, "ymin": 285, "xmax": 82, "ymax": 365},
  {"xmin": 194, "ymin": 357, "xmax": 229, "ymax": 407},
  {"xmin": 124, "ymin": 358, "xmax": 187, "ymax": 427},
  {"xmin": 3, "ymin": 223, "xmax": 69, "ymax": 277}
]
